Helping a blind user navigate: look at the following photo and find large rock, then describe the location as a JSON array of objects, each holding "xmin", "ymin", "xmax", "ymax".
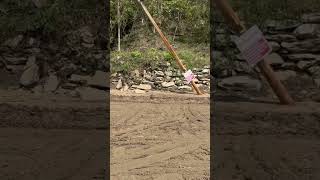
[
  {"xmin": 219, "ymin": 76, "xmax": 262, "ymax": 91},
  {"xmin": 281, "ymin": 39, "xmax": 320, "ymax": 53},
  {"xmin": 275, "ymin": 70, "xmax": 297, "ymax": 81},
  {"xmin": 294, "ymin": 24, "xmax": 320, "ymax": 39},
  {"xmin": 265, "ymin": 53, "xmax": 284, "ymax": 66},
  {"xmin": 302, "ymin": 13, "xmax": 320, "ymax": 23}
]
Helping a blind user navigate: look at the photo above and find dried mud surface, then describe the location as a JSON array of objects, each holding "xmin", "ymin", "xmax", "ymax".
[
  {"xmin": 110, "ymin": 93, "xmax": 210, "ymax": 180},
  {"xmin": 213, "ymin": 101, "xmax": 320, "ymax": 180},
  {"xmin": 0, "ymin": 90, "xmax": 108, "ymax": 180}
]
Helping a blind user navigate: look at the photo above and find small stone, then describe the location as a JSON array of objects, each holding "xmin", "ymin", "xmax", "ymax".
[
  {"xmin": 116, "ymin": 79, "xmax": 122, "ymax": 89},
  {"xmin": 268, "ymin": 41, "xmax": 281, "ymax": 52},
  {"xmin": 294, "ymin": 24, "xmax": 320, "ymax": 39},
  {"xmin": 155, "ymin": 71, "xmax": 165, "ymax": 77},
  {"xmin": 134, "ymin": 89, "xmax": 146, "ymax": 94},
  {"xmin": 81, "ymin": 43, "xmax": 94, "ymax": 48},
  {"xmin": 44, "ymin": 74, "xmax": 59, "ymax": 92},
  {"xmin": 314, "ymin": 78, "xmax": 320, "ymax": 87},
  {"xmin": 4, "ymin": 57, "xmax": 27, "ymax": 65},
  {"xmin": 265, "ymin": 53, "xmax": 284, "ymax": 66},
  {"xmin": 132, "ymin": 69, "xmax": 140, "ymax": 77},
  {"xmin": 3, "ymin": 35, "xmax": 23, "ymax": 48},
  {"xmin": 281, "ymin": 39, "xmax": 320, "ymax": 53},
  {"xmin": 19, "ymin": 60, "xmax": 39, "ymax": 87},
  {"xmin": 297, "ymin": 61, "xmax": 316, "ymax": 70},
  {"xmin": 61, "ymin": 83, "xmax": 78, "ymax": 90},
  {"xmin": 219, "ymin": 76, "xmax": 262, "ymax": 92},
  {"xmin": 202, "ymin": 69, "xmax": 210, "ymax": 74},
  {"xmin": 275, "ymin": 70, "xmax": 297, "ymax": 81},
  {"xmin": 123, "ymin": 83, "xmax": 129, "ymax": 91},
  {"xmin": 308, "ymin": 66, "xmax": 320, "ymax": 77},
  {"xmin": 302, "ymin": 13, "xmax": 320, "ymax": 23},
  {"xmin": 266, "ymin": 34, "xmax": 297, "ymax": 42},
  {"xmin": 161, "ymin": 81, "xmax": 175, "ymax": 88},
  {"xmin": 165, "ymin": 70, "xmax": 173, "ymax": 77},
  {"xmin": 286, "ymin": 54, "xmax": 318, "ymax": 62},
  {"xmin": 178, "ymin": 85, "xmax": 192, "ymax": 91},
  {"xmin": 137, "ymin": 84, "xmax": 152, "ymax": 90}
]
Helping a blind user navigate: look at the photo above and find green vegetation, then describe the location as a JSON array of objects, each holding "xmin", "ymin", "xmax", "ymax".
[
  {"xmin": 0, "ymin": 0, "xmax": 105, "ymax": 41},
  {"xmin": 111, "ymin": 46, "xmax": 209, "ymax": 73},
  {"xmin": 230, "ymin": 0, "xmax": 320, "ymax": 27},
  {"xmin": 110, "ymin": 0, "xmax": 210, "ymax": 74}
]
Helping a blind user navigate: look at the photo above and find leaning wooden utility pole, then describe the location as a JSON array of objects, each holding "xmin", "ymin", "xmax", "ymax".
[
  {"xmin": 213, "ymin": 0, "xmax": 295, "ymax": 105},
  {"xmin": 136, "ymin": 0, "xmax": 203, "ymax": 95}
]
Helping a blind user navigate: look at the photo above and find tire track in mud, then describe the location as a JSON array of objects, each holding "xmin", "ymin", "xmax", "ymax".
[{"xmin": 111, "ymin": 101, "xmax": 210, "ymax": 179}]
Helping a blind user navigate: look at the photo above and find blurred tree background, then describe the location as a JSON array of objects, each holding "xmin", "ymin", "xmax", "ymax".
[{"xmin": 0, "ymin": 0, "xmax": 107, "ymax": 45}]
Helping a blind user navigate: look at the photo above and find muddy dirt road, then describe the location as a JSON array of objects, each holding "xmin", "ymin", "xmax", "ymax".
[
  {"xmin": 0, "ymin": 90, "xmax": 108, "ymax": 180},
  {"xmin": 214, "ymin": 101, "xmax": 320, "ymax": 180},
  {"xmin": 110, "ymin": 93, "xmax": 210, "ymax": 180}
]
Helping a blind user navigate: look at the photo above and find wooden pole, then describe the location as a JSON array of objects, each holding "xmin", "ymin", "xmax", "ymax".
[
  {"xmin": 213, "ymin": 0, "xmax": 294, "ymax": 105},
  {"xmin": 136, "ymin": 0, "xmax": 203, "ymax": 95}
]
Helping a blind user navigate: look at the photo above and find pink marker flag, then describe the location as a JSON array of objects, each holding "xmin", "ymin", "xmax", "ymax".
[{"xmin": 183, "ymin": 70, "xmax": 195, "ymax": 84}]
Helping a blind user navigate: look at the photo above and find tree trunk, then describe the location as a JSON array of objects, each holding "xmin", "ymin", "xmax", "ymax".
[{"xmin": 117, "ymin": 0, "xmax": 121, "ymax": 52}]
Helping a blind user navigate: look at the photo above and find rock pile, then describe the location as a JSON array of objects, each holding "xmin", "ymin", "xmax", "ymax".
[
  {"xmin": 111, "ymin": 64, "xmax": 210, "ymax": 94},
  {"xmin": 0, "ymin": 26, "xmax": 109, "ymax": 100}
]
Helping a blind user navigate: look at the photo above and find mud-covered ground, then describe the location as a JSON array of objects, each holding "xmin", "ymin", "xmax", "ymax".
[
  {"xmin": 213, "ymin": 101, "xmax": 320, "ymax": 180},
  {"xmin": 1, "ymin": 88, "xmax": 320, "ymax": 180},
  {"xmin": 110, "ymin": 91, "xmax": 210, "ymax": 180},
  {"xmin": 0, "ymin": 90, "xmax": 108, "ymax": 180}
]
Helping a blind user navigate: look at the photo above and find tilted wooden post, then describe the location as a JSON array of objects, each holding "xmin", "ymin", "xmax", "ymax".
[
  {"xmin": 136, "ymin": 0, "xmax": 203, "ymax": 95},
  {"xmin": 213, "ymin": 0, "xmax": 295, "ymax": 105}
]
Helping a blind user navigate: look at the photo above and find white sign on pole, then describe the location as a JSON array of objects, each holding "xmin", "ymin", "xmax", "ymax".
[{"xmin": 233, "ymin": 25, "xmax": 272, "ymax": 66}]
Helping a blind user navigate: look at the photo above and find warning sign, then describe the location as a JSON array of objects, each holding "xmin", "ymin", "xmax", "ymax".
[{"xmin": 234, "ymin": 25, "xmax": 272, "ymax": 66}]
